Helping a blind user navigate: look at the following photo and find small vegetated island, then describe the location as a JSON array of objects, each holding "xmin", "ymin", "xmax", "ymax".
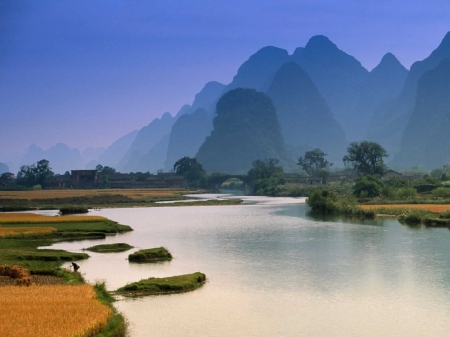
[
  {"xmin": 115, "ymin": 272, "xmax": 206, "ymax": 297},
  {"xmin": 85, "ymin": 243, "xmax": 134, "ymax": 253},
  {"xmin": 128, "ymin": 247, "xmax": 173, "ymax": 262}
]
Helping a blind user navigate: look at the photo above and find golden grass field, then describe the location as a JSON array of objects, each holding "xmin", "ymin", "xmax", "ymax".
[
  {"xmin": 0, "ymin": 284, "xmax": 112, "ymax": 337},
  {"xmin": 0, "ymin": 188, "xmax": 186, "ymax": 200},
  {"xmin": 0, "ymin": 213, "xmax": 107, "ymax": 224},
  {"xmin": 360, "ymin": 204, "xmax": 450, "ymax": 213},
  {"xmin": 0, "ymin": 227, "xmax": 57, "ymax": 237}
]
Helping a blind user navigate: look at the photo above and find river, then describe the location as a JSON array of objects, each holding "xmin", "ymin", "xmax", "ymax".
[{"xmin": 47, "ymin": 195, "xmax": 450, "ymax": 336}]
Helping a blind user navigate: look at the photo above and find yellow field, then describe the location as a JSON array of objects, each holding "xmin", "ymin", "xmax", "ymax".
[
  {"xmin": 0, "ymin": 188, "xmax": 186, "ymax": 200},
  {"xmin": 0, "ymin": 213, "xmax": 107, "ymax": 224},
  {"xmin": 360, "ymin": 204, "xmax": 450, "ymax": 213},
  {"xmin": 0, "ymin": 227, "xmax": 57, "ymax": 237},
  {"xmin": 0, "ymin": 284, "xmax": 112, "ymax": 337}
]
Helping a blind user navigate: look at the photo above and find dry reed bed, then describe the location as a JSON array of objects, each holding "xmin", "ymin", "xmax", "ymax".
[
  {"xmin": 360, "ymin": 204, "xmax": 450, "ymax": 213},
  {"xmin": 0, "ymin": 227, "xmax": 57, "ymax": 237},
  {"xmin": 0, "ymin": 213, "xmax": 107, "ymax": 224},
  {"xmin": 0, "ymin": 284, "xmax": 112, "ymax": 337},
  {"xmin": 0, "ymin": 188, "xmax": 185, "ymax": 200}
]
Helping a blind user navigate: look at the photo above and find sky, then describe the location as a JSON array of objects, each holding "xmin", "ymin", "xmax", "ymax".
[{"xmin": 1, "ymin": 0, "xmax": 450, "ymax": 157}]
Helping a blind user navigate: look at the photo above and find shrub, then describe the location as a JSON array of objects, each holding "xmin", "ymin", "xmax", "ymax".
[
  {"xmin": 353, "ymin": 175, "xmax": 383, "ymax": 198},
  {"xmin": 396, "ymin": 187, "xmax": 417, "ymax": 200},
  {"xmin": 431, "ymin": 187, "xmax": 450, "ymax": 199}
]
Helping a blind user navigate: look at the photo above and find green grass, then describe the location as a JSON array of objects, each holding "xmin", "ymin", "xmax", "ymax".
[
  {"xmin": 93, "ymin": 281, "xmax": 128, "ymax": 337},
  {"xmin": 85, "ymin": 243, "xmax": 134, "ymax": 253},
  {"xmin": 128, "ymin": 247, "xmax": 172, "ymax": 263},
  {"xmin": 115, "ymin": 272, "xmax": 206, "ymax": 296},
  {"xmin": 0, "ymin": 219, "xmax": 132, "ymax": 272}
]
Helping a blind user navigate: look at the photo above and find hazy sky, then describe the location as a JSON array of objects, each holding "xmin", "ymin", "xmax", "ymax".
[{"xmin": 1, "ymin": 0, "xmax": 449, "ymax": 156}]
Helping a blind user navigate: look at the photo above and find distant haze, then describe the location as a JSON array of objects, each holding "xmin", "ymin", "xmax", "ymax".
[{"xmin": 1, "ymin": 0, "xmax": 449, "ymax": 155}]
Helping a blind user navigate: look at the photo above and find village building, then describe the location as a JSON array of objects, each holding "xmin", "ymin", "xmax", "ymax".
[{"xmin": 71, "ymin": 170, "xmax": 98, "ymax": 189}]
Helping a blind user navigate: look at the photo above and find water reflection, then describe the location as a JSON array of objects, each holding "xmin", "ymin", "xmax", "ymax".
[{"xmin": 44, "ymin": 197, "xmax": 450, "ymax": 336}]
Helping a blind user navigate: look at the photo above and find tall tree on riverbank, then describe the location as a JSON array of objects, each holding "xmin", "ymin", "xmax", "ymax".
[
  {"xmin": 16, "ymin": 159, "xmax": 54, "ymax": 187},
  {"xmin": 343, "ymin": 141, "xmax": 388, "ymax": 176}
]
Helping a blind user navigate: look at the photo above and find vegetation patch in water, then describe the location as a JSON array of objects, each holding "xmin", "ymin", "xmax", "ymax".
[
  {"xmin": 115, "ymin": 272, "xmax": 206, "ymax": 296},
  {"xmin": 85, "ymin": 243, "xmax": 134, "ymax": 253},
  {"xmin": 128, "ymin": 247, "xmax": 172, "ymax": 263}
]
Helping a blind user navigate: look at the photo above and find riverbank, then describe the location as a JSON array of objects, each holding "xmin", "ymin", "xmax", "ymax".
[
  {"xmin": 0, "ymin": 188, "xmax": 244, "ymax": 211},
  {"xmin": 0, "ymin": 213, "xmax": 131, "ymax": 336}
]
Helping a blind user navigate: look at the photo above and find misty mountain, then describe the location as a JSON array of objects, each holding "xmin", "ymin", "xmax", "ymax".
[
  {"xmin": 196, "ymin": 88, "xmax": 288, "ymax": 174},
  {"xmin": 291, "ymin": 35, "xmax": 369, "ymax": 140},
  {"xmin": 117, "ymin": 112, "xmax": 175, "ymax": 172},
  {"xmin": 367, "ymin": 31, "xmax": 450, "ymax": 155},
  {"xmin": 392, "ymin": 58, "xmax": 450, "ymax": 169},
  {"xmin": 164, "ymin": 108, "xmax": 213, "ymax": 171},
  {"xmin": 224, "ymin": 46, "xmax": 290, "ymax": 93},
  {"xmin": 266, "ymin": 61, "xmax": 347, "ymax": 163},
  {"xmin": 353, "ymin": 53, "xmax": 408, "ymax": 140},
  {"xmin": 91, "ymin": 129, "xmax": 139, "ymax": 169},
  {"xmin": 163, "ymin": 82, "xmax": 226, "ymax": 170},
  {"xmin": 0, "ymin": 162, "xmax": 9, "ymax": 174},
  {"xmin": 135, "ymin": 134, "xmax": 171, "ymax": 173},
  {"xmin": 81, "ymin": 147, "xmax": 105, "ymax": 168},
  {"xmin": 19, "ymin": 143, "xmax": 83, "ymax": 174},
  {"xmin": 190, "ymin": 81, "xmax": 226, "ymax": 112}
]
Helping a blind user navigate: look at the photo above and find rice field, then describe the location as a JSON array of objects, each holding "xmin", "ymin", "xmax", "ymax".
[
  {"xmin": 0, "ymin": 188, "xmax": 186, "ymax": 200},
  {"xmin": 0, "ymin": 227, "xmax": 57, "ymax": 237},
  {"xmin": 360, "ymin": 204, "xmax": 450, "ymax": 213},
  {"xmin": 0, "ymin": 213, "xmax": 107, "ymax": 224},
  {"xmin": 0, "ymin": 284, "xmax": 112, "ymax": 337}
]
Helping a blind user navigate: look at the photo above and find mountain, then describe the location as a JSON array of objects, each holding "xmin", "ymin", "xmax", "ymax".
[
  {"xmin": 81, "ymin": 147, "xmax": 105, "ymax": 168},
  {"xmin": 117, "ymin": 112, "xmax": 175, "ymax": 172},
  {"xmin": 224, "ymin": 46, "xmax": 290, "ymax": 93},
  {"xmin": 18, "ymin": 143, "xmax": 83, "ymax": 174},
  {"xmin": 190, "ymin": 81, "xmax": 226, "ymax": 112},
  {"xmin": 94, "ymin": 129, "xmax": 139, "ymax": 169},
  {"xmin": 0, "ymin": 162, "xmax": 9, "ymax": 174},
  {"xmin": 135, "ymin": 134, "xmax": 171, "ymax": 173},
  {"xmin": 291, "ymin": 35, "xmax": 369, "ymax": 140},
  {"xmin": 163, "ymin": 82, "xmax": 226, "ymax": 170},
  {"xmin": 164, "ymin": 108, "xmax": 213, "ymax": 170},
  {"xmin": 353, "ymin": 53, "xmax": 408, "ymax": 140},
  {"xmin": 196, "ymin": 88, "xmax": 288, "ymax": 174},
  {"xmin": 266, "ymin": 62, "xmax": 347, "ymax": 163},
  {"xmin": 368, "ymin": 31, "xmax": 450, "ymax": 155},
  {"xmin": 392, "ymin": 58, "xmax": 450, "ymax": 169}
]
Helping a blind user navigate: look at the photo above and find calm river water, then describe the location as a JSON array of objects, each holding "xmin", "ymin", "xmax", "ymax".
[{"xmin": 47, "ymin": 195, "xmax": 450, "ymax": 336}]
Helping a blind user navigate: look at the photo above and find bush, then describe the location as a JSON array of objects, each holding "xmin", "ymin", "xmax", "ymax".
[
  {"xmin": 60, "ymin": 206, "xmax": 89, "ymax": 215},
  {"xmin": 306, "ymin": 189, "xmax": 338, "ymax": 214},
  {"xmin": 353, "ymin": 175, "xmax": 383, "ymax": 198},
  {"xmin": 431, "ymin": 187, "xmax": 450, "ymax": 199},
  {"xmin": 396, "ymin": 187, "xmax": 417, "ymax": 200}
]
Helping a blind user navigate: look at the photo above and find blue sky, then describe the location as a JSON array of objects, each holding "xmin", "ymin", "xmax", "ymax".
[{"xmin": 1, "ymin": 0, "xmax": 449, "ymax": 156}]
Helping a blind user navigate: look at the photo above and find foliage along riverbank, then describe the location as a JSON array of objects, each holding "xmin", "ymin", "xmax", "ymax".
[
  {"xmin": 0, "ymin": 188, "xmax": 242, "ymax": 211},
  {"xmin": 0, "ymin": 213, "xmax": 130, "ymax": 336}
]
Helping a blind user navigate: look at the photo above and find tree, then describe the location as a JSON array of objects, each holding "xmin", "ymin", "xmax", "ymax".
[
  {"xmin": 96, "ymin": 164, "xmax": 116, "ymax": 188},
  {"xmin": 353, "ymin": 175, "xmax": 384, "ymax": 198},
  {"xmin": 173, "ymin": 157, "xmax": 207, "ymax": 188},
  {"xmin": 297, "ymin": 148, "xmax": 332, "ymax": 177},
  {"xmin": 247, "ymin": 158, "xmax": 285, "ymax": 195},
  {"xmin": 16, "ymin": 159, "xmax": 54, "ymax": 187},
  {"xmin": 343, "ymin": 141, "xmax": 388, "ymax": 176}
]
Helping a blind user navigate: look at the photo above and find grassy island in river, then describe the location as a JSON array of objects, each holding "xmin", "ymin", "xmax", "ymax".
[
  {"xmin": 128, "ymin": 247, "xmax": 172, "ymax": 263},
  {"xmin": 115, "ymin": 272, "xmax": 206, "ymax": 296},
  {"xmin": 85, "ymin": 243, "xmax": 134, "ymax": 253}
]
